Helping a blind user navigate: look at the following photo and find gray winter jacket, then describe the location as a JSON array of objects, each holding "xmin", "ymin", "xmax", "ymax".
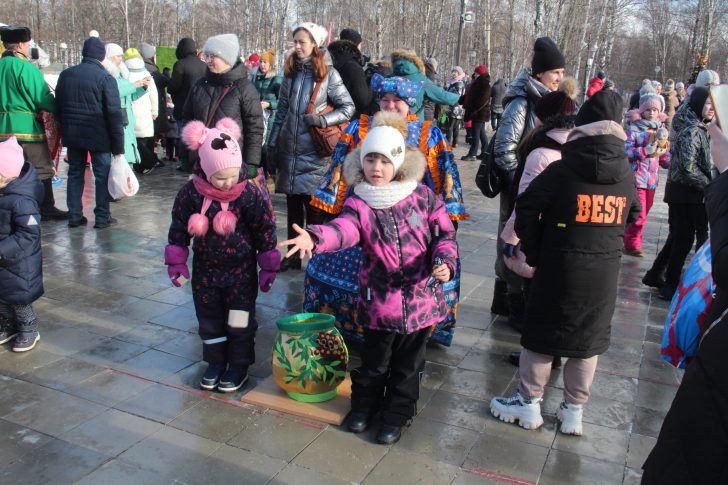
[
  {"xmin": 269, "ymin": 58, "xmax": 355, "ymax": 195},
  {"xmin": 494, "ymin": 68, "xmax": 551, "ymax": 172}
]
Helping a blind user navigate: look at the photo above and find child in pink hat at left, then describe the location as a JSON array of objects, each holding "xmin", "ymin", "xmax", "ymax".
[
  {"xmin": 0, "ymin": 136, "xmax": 45, "ymax": 352},
  {"xmin": 164, "ymin": 118, "xmax": 280, "ymax": 393}
]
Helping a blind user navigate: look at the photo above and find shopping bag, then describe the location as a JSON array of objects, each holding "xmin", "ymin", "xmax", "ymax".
[{"xmin": 108, "ymin": 154, "xmax": 140, "ymax": 199}]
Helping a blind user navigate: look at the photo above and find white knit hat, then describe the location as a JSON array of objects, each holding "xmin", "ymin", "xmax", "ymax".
[
  {"xmin": 293, "ymin": 22, "xmax": 328, "ymax": 47},
  {"xmin": 105, "ymin": 43, "xmax": 123, "ymax": 59},
  {"xmin": 360, "ymin": 126, "xmax": 406, "ymax": 172},
  {"xmin": 696, "ymin": 69, "xmax": 720, "ymax": 87},
  {"xmin": 203, "ymin": 33, "xmax": 240, "ymax": 67}
]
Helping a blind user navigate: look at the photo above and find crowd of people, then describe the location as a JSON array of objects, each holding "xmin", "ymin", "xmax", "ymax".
[{"xmin": 0, "ymin": 20, "xmax": 726, "ymax": 475}]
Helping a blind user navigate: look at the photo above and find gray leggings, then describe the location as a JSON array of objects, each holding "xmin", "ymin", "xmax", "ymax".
[{"xmin": 0, "ymin": 303, "xmax": 39, "ymax": 332}]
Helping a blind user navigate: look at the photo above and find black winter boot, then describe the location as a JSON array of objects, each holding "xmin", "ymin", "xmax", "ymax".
[
  {"xmin": 40, "ymin": 178, "xmax": 69, "ymax": 220},
  {"xmin": 491, "ymin": 279, "xmax": 510, "ymax": 316},
  {"xmin": 507, "ymin": 292, "xmax": 525, "ymax": 333}
]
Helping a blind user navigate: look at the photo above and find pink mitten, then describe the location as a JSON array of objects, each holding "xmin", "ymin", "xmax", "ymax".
[
  {"xmin": 257, "ymin": 249, "xmax": 281, "ymax": 292},
  {"xmin": 164, "ymin": 244, "xmax": 190, "ymax": 287}
]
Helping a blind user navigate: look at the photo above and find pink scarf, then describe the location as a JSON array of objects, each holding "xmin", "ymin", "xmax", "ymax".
[{"xmin": 188, "ymin": 175, "xmax": 247, "ymax": 237}]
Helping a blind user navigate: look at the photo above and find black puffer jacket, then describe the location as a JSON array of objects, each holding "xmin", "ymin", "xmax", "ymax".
[
  {"xmin": 515, "ymin": 122, "xmax": 640, "ymax": 358},
  {"xmin": 0, "ymin": 162, "xmax": 43, "ymax": 306},
  {"xmin": 183, "ymin": 62, "xmax": 265, "ymax": 168},
  {"xmin": 168, "ymin": 38, "xmax": 206, "ymax": 120},
  {"xmin": 328, "ymin": 40, "xmax": 370, "ymax": 119},
  {"xmin": 494, "ymin": 68, "xmax": 551, "ymax": 172},
  {"xmin": 642, "ymin": 171, "xmax": 728, "ymax": 484}
]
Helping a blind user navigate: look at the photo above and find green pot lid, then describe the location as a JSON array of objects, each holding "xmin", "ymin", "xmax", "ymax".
[{"xmin": 276, "ymin": 313, "xmax": 336, "ymax": 333}]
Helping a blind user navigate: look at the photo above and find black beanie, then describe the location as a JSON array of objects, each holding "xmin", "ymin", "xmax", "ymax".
[
  {"xmin": 339, "ymin": 28, "xmax": 362, "ymax": 45},
  {"xmin": 689, "ymin": 87, "xmax": 710, "ymax": 118},
  {"xmin": 531, "ymin": 37, "xmax": 565, "ymax": 75},
  {"xmin": 82, "ymin": 37, "xmax": 106, "ymax": 61},
  {"xmin": 575, "ymin": 90, "xmax": 623, "ymax": 126}
]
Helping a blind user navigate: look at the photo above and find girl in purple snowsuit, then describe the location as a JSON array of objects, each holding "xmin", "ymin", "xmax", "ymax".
[
  {"xmin": 281, "ymin": 118, "xmax": 459, "ymax": 444},
  {"xmin": 165, "ymin": 118, "xmax": 280, "ymax": 393}
]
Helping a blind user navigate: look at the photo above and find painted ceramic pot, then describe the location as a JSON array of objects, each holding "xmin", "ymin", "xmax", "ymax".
[{"xmin": 272, "ymin": 313, "xmax": 349, "ymax": 402}]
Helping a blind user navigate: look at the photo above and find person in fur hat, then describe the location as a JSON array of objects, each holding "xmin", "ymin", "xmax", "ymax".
[
  {"xmin": 307, "ymin": 74, "xmax": 468, "ymax": 348},
  {"xmin": 165, "ymin": 118, "xmax": 279, "ymax": 393},
  {"xmin": 622, "ymin": 86, "xmax": 671, "ymax": 257},
  {"xmin": 281, "ymin": 119, "xmax": 459, "ymax": 445},
  {"xmin": 390, "ymin": 49, "xmax": 460, "ymax": 120}
]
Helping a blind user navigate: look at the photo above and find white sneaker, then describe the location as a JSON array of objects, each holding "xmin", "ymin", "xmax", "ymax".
[
  {"xmin": 557, "ymin": 400, "xmax": 583, "ymax": 435},
  {"xmin": 490, "ymin": 391, "xmax": 544, "ymax": 430}
]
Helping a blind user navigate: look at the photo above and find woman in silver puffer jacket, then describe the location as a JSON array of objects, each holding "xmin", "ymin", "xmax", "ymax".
[{"xmin": 268, "ymin": 22, "xmax": 355, "ymax": 271}]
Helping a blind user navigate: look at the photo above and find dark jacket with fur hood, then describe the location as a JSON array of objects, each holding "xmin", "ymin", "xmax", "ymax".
[{"xmin": 328, "ymin": 40, "xmax": 371, "ymax": 119}]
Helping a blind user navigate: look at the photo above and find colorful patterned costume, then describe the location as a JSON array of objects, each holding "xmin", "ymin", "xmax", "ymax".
[
  {"xmin": 661, "ymin": 242, "xmax": 714, "ymax": 369},
  {"xmin": 306, "ymin": 114, "xmax": 468, "ymax": 346}
]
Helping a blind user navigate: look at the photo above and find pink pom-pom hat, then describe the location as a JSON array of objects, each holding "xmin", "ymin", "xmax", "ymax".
[{"xmin": 181, "ymin": 118, "xmax": 243, "ymax": 180}]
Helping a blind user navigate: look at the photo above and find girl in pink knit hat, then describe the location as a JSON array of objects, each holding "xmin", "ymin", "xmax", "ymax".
[
  {"xmin": 0, "ymin": 136, "xmax": 45, "ymax": 352},
  {"xmin": 164, "ymin": 118, "xmax": 280, "ymax": 392}
]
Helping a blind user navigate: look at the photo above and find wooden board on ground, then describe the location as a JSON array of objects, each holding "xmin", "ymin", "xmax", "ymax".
[{"xmin": 241, "ymin": 375, "xmax": 351, "ymax": 425}]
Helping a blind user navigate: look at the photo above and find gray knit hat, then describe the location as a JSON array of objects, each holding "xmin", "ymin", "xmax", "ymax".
[
  {"xmin": 138, "ymin": 42, "xmax": 156, "ymax": 60},
  {"xmin": 203, "ymin": 33, "xmax": 240, "ymax": 67}
]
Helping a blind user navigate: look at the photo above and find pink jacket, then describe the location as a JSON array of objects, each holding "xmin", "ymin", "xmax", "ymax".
[
  {"xmin": 501, "ymin": 128, "xmax": 571, "ymax": 245},
  {"xmin": 307, "ymin": 147, "xmax": 459, "ymax": 334}
]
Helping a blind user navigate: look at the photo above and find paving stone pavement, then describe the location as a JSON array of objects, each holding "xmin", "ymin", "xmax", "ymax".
[{"xmin": 0, "ymin": 139, "xmax": 682, "ymax": 484}]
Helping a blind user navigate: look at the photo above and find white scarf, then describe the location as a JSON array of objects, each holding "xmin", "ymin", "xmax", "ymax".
[{"xmin": 353, "ymin": 181, "xmax": 418, "ymax": 209}]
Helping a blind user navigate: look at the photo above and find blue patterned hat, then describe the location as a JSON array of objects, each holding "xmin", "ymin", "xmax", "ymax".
[{"xmin": 371, "ymin": 73, "xmax": 424, "ymax": 107}]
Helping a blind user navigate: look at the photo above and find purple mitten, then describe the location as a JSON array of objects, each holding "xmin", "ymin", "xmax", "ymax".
[
  {"xmin": 257, "ymin": 249, "xmax": 281, "ymax": 292},
  {"xmin": 164, "ymin": 244, "xmax": 190, "ymax": 287},
  {"xmin": 167, "ymin": 264, "xmax": 190, "ymax": 287},
  {"xmin": 259, "ymin": 270, "xmax": 276, "ymax": 292}
]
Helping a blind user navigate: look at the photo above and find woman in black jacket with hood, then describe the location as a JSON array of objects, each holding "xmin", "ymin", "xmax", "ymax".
[
  {"xmin": 490, "ymin": 91, "xmax": 640, "ymax": 437},
  {"xmin": 327, "ymin": 39, "xmax": 371, "ymax": 119},
  {"xmin": 183, "ymin": 34, "xmax": 265, "ymax": 179}
]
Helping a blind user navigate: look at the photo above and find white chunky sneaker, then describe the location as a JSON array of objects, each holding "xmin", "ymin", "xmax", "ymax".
[
  {"xmin": 490, "ymin": 391, "xmax": 544, "ymax": 430},
  {"xmin": 557, "ymin": 400, "xmax": 583, "ymax": 436}
]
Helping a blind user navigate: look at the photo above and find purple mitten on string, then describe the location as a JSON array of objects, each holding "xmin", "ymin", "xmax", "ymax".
[
  {"xmin": 257, "ymin": 249, "xmax": 281, "ymax": 292},
  {"xmin": 164, "ymin": 244, "xmax": 190, "ymax": 287}
]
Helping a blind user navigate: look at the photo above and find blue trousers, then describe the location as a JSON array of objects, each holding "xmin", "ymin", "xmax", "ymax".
[{"xmin": 66, "ymin": 148, "xmax": 111, "ymax": 223}]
